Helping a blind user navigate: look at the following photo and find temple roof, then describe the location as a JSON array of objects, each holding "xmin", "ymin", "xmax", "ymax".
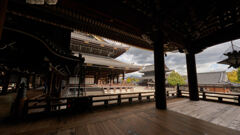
[
  {"xmin": 139, "ymin": 65, "xmax": 170, "ymax": 73},
  {"xmin": 82, "ymin": 54, "xmax": 142, "ymax": 73},
  {"xmin": 184, "ymin": 71, "xmax": 230, "ymax": 86},
  {"xmin": 70, "ymin": 32, "xmax": 129, "ymax": 58},
  {"xmin": 197, "ymin": 71, "xmax": 229, "ymax": 85}
]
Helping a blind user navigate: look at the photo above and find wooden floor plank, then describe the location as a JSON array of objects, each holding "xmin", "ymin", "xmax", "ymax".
[{"xmin": 168, "ymin": 99, "xmax": 240, "ymax": 131}]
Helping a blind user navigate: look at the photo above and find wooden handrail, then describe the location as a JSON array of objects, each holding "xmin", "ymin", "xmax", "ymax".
[
  {"xmin": 178, "ymin": 88, "xmax": 240, "ymax": 105},
  {"xmin": 25, "ymin": 90, "xmax": 177, "ymax": 115}
]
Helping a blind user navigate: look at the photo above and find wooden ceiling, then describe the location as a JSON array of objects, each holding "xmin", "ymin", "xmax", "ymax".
[{"xmin": 6, "ymin": 0, "xmax": 240, "ymax": 53}]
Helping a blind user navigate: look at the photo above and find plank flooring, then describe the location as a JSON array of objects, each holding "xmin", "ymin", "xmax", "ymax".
[
  {"xmin": 168, "ymin": 99, "xmax": 240, "ymax": 131},
  {"xmin": 0, "ymin": 98, "xmax": 240, "ymax": 135}
]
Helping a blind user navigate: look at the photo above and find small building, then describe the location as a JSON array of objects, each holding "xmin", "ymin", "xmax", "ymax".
[
  {"xmin": 196, "ymin": 71, "xmax": 231, "ymax": 93},
  {"xmin": 184, "ymin": 71, "xmax": 231, "ymax": 93},
  {"xmin": 139, "ymin": 65, "xmax": 171, "ymax": 87}
]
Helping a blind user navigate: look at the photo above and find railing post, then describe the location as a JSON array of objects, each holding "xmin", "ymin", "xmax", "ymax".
[
  {"xmin": 202, "ymin": 91, "xmax": 206, "ymax": 100},
  {"xmin": 238, "ymin": 95, "xmax": 240, "ymax": 106},
  {"xmin": 129, "ymin": 98, "xmax": 132, "ymax": 104},
  {"xmin": 46, "ymin": 97, "xmax": 51, "ymax": 112},
  {"xmin": 67, "ymin": 99, "xmax": 71, "ymax": 110},
  {"xmin": 147, "ymin": 96, "xmax": 150, "ymax": 101},
  {"xmin": 218, "ymin": 97, "xmax": 223, "ymax": 103},
  {"xmin": 24, "ymin": 99, "xmax": 29, "ymax": 117},
  {"xmin": 104, "ymin": 100, "xmax": 108, "ymax": 107},
  {"xmin": 166, "ymin": 91, "xmax": 169, "ymax": 97},
  {"xmin": 89, "ymin": 97, "xmax": 93, "ymax": 109},
  {"xmin": 117, "ymin": 94, "xmax": 121, "ymax": 105},
  {"xmin": 177, "ymin": 84, "xmax": 181, "ymax": 97},
  {"xmin": 138, "ymin": 93, "xmax": 142, "ymax": 102}
]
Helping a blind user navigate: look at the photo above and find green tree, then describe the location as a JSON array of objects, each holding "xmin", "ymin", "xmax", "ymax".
[
  {"xmin": 126, "ymin": 77, "xmax": 140, "ymax": 84},
  {"xmin": 167, "ymin": 71, "xmax": 186, "ymax": 86},
  {"xmin": 238, "ymin": 67, "xmax": 240, "ymax": 81},
  {"xmin": 126, "ymin": 78, "xmax": 132, "ymax": 83},
  {"xmin": 227, "ymin": 69, "xmax": 240, "ymax": 83}
]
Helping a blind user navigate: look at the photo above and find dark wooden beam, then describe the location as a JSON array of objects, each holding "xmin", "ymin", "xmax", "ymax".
[
  {"xmin": 186, "ymin": 53, "xmax": 199, "ymax": 101},
  {"xmin": 0, "ymin": 0, "xmax": 8, "ymax": 40},
  {"xmin": 153, "ymin": 33, "xmax": 166, "ymax": 110}
]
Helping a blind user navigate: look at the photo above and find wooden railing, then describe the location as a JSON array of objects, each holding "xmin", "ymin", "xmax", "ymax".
[
  {"xmin": 25, "ymin": 86, "xmax": 240, "ymax": 115},
  {"xmin": 24, "ymin": 90, "xmax": 177, "ymax": 115},
  {"xmin": 178, "ymin": 88, "xmax": 240, "ymax": 105}
]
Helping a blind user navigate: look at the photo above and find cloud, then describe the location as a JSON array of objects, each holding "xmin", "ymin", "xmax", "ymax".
[
  {"xmin": 116, "ymin": 39, "xmax": 240, "ymax": 76},
  {"xmin": 125, "ymin": 72, "xmax": 143, "ymax": 78},
  {"xmin": 116, "ymin": 47, "xmax": 154, "ymax": 65}
]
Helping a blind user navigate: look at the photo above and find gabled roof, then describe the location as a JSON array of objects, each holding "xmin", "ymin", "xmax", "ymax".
[
  {"xmin": 197, "ymin": 71, "xmax": 229, "ymax": 85},
  {"xmin": 82, "ymin": 53, "xmax": 142, "ymax": 73},
  {"xmin": 139, "ymin": 65, "xmax": 170, "ymax": 73},
  {"xmin": 184, "ymin": 71, "xmax": 229, "ymax": 85}
]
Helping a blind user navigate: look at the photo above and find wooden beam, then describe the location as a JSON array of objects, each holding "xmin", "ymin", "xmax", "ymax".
[
  {"xmin": 0, "ymin": 0, "xmax": 8, "ymax": 40},
  {"xmin": 154, "ymin": 33, "xmax": 166, "ymax": 110},
  {"xmin": 186, "ymin": 53, "xmax": 199, "ymax": 101}
]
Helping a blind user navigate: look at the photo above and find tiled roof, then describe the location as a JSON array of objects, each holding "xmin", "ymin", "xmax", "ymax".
[
  {"xmin": 197, "ymin": 71, "xmax": 229, "ymax": 85},
  {"xmin": 82, "ymin": 54, "xmax": 142, "ymax": 72},
  {"xmin": 185, "ymin": 71, "xmax": 229, "ymax": 85},
  {"xmin": 139, "ymin": 65, "xmax": 170, "ymax": 73}
]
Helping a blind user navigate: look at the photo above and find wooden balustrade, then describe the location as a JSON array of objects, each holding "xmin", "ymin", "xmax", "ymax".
[
  {"xmin": 25, "ymin": 87, "xmax": 240, "ymax": 115},
  {"xmin": 24, "ymin": 90, "xmax": 177, "ymax": 115},
  {"xmin": 25, "ymin": 87, "xmax": 240, "ymax": 116},
  {"xmin": 178, "ymin": 89, "xmax": 240, "ymax": 105}
]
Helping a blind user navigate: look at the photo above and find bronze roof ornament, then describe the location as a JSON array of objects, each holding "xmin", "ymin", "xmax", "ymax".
[{"xmin": 218, "ymin": 41, "xmax": 240, "ymax": 68}]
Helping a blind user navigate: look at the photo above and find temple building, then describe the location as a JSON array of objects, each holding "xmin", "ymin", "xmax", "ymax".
[
  {"xmin": 69, "ymin": 32, "xmax": 141, "ymax": 86},
  {"xmin": 3, "ymin": 1, "xmax": 240, "ymax": 134},
  {"xmin": 189, "ymin": 71, "xmax": 231, "ymax": 93},
  {"xmin": 140, "ymin": 65, "xmax": 171, "ymax": 87}
]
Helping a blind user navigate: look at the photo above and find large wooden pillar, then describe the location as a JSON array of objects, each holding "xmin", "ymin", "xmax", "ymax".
[
  {"xmin": 13, "ymin": 77, "xmax": 28, "ymax": 118},
  {"xmin": 153, "ymin": 32, "xmax": 166, "ymax": 109},
  {"xmin": 186, "ymin": 52, "xmax": 199, "ymax": 101},
  {"xmin": 26, "ymin": 75, "xmax": 30, "ymax": 90},
  {"xmin": 47, "ymin": 71, "xmax": 54, "ymax": 96},
  {"xmin": 32, "ymin": 74, "xmax": 36, "ymax": 89},
  {"xmin": 117, "ymin": 75, "xmax": 119, "ymax": 84},
  {"xmin": 0, "ymin": 0, "xmax": 8, "ymax": 40}
]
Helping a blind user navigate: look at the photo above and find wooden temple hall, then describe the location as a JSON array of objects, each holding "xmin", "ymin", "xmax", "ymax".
[
  {"xmin": 70, "ymin": 31, "xmax": 141, "ymax": 86},
  {"xmin": 2, "ymin": 0, "xmax": 240, "ymax": 135}
]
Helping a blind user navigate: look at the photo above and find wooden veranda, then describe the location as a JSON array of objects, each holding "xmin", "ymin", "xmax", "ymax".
[
  {"xmin": 1, "ymin": 98, "xmax": 240, "ymax": 135},
  {"xmin": 2, "ymin": 0, "xmax": 240, "ymax": 134}
]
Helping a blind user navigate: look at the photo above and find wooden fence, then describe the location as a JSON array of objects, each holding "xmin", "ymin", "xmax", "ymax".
[
  {"xmin": 24, "ymin": 90, "xmax": 177, "ymax": 115},
  {"xmin": 24, "ymin": 86, "xmax": 240, "ymax": 116},
  {"xmin": 178, "ymin": 87, "xmax": 240, "ymax": 105}
]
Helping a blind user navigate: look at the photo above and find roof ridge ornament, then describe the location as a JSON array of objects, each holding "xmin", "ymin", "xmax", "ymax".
[{"xmin": 218, "ymin": 40, "xmax": 240, "ymax": 68}]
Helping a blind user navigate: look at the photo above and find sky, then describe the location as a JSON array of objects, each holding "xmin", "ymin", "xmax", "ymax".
[{"xmin": 116, "ymin": 39, "xmax": 240, "ymax": 77}]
